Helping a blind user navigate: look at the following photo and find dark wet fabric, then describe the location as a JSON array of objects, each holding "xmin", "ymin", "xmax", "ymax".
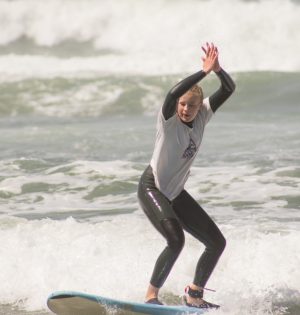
[{"xmin": 138, "ymin": 165, "xmax": 226, "ymax": 288}]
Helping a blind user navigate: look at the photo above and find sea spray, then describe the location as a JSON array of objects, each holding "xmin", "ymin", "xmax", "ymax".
[
  {"xmin": 0, "ymin": 215, "xmax": 299, "ymax": 314},
  {"xmin": 0, "ymin": 0, "xmax": 299, "ymax": 78}
]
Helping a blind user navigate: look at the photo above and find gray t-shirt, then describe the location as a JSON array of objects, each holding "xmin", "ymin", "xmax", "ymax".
[{"xmin": 150, "ymin": 97, "xmax": 213, "ymax": 200}]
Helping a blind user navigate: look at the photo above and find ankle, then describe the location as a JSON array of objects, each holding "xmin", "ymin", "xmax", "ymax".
[
  {"xmin": 185, "ymin": 285, "xmax": 204, "ymax": 299},
  {"xmin": 189, "ymin": 284, "xmax": 203, "ymax": 291},
  {"xmin": 145, "ymin": 294, "xmax": 158, "ymax": 301},
  {"xmin": 145, "ymin": 284, "xmax": 159, "ymax": 301},
  {"xmin": 184, "ymin": 284, "xmax": 220, "ymax": 309}
]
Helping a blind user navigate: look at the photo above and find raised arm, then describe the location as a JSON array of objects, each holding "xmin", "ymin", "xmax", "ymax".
[
  {"xmin": 209, "ymin": 68, "xmax": 235, "ymax": 113},
  {"xmin": 162, "ymin": 71, "xmax": 207, "ymax": 120},
  {"xmin": 201, "ymin": 43, "xmax": 235, "ymax": 112},
  {"xmin": 162, "ymin": 43, "xmax": 219, "ymax": 120}
]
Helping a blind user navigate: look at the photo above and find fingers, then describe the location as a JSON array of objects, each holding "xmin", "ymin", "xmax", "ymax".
[
  {"xmin": 208, "ymin": 42, "xmax": 218, "ymax": 56},
  {"xmin": 202, "ymin": 42, "xmax": 218, "ymax": 58},
  {"xmin": 201, "ymin": 42, "xmax": 212, "ymax": 55},
  {"xmin": 201, "ymin": 42, "xmax": 220, "ymax": 73}
]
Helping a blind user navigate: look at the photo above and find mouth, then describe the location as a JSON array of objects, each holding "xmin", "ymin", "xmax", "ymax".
[{"xmin": 182, "ymin": 114, "xmax": 190, "ymax": 120}]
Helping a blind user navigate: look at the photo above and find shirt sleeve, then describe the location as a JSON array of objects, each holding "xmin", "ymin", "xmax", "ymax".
[{"xmin": 201, "ymin": 97, "xmax": 214, "ymax": 125}]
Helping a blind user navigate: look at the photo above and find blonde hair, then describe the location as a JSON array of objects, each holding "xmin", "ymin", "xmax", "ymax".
[{"xmin": 189, "ymin": 84, "xmax": 203, "ymax": 101}]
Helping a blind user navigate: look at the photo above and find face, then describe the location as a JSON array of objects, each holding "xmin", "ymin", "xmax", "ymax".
[{"xmin": 177, "ymin": 92, "xmax": 202, "ymax": 123}]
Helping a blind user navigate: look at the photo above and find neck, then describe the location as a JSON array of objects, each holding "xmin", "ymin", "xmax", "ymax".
[{"xmin": 181, "ymin": 119, "xmax": 193, "ymax": 128}]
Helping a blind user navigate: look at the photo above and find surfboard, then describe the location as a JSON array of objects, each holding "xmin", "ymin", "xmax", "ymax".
[{"xmin": 47, "ymin": 291, "xmax": 207, "ymax": 315}]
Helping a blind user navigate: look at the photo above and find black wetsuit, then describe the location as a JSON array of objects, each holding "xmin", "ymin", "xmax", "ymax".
[{"xmin": 138, "ymin": 69, "xmax": 235, "ymax": 289}]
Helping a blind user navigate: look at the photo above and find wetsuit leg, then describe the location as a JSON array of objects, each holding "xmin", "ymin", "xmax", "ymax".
[
  {"xmin": 172, "ymin": 190, "xmax": 226, "ymax": 288},
  {"xmin": 138, "ymin": 166, "xmax": 185, "ymax": 288}
]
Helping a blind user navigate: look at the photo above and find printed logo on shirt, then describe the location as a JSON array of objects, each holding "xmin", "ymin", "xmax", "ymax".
[{"xmin": 182, "ymin": 138, "xmax": 197, "ymax": 159}]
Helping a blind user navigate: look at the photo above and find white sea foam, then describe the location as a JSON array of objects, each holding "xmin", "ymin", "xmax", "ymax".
[
  {"xmin": 0, "ymin": 0, "xmax": 299, "ymax": 80},
  {"xmin": 0, "ymin": 159, "xmax": 140, "ymax": 216},
  {"xmin": 0, "ymin": 214, "xmax": 299, "ymax": 314},
  {"xmin": 188, "ymin": 165, "xmax": 300, "ymax": 206},
  {"xmin": 0, "ymin": 155, "xmax": 299, "ymax": 313},
  {"xmin": 1, "ymin": 157, "xmax": 299, "ymax": 232},
  {"xmin": 29, "ymin": 81, "xmax": 123, "ymax": 117}
]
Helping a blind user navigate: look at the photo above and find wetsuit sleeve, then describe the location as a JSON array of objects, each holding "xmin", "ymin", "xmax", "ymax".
[
  {"xmin": 209, "ymin": 68, "xmax": 235, "ymax": 113},
  {"xmin": 162, "ymin": 70, "xmax": 207, "ymax": 120}
]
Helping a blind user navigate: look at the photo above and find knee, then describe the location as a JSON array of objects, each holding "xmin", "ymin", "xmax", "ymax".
[
  {"xmin": 218, "ymin": 235, "xmax": 226, "ymax": 253},
  {"xmin": 207, "ymin": 234, "xmax": 226, "ymax": 257},
  {"xmin": 168, "ymin": 231, "xmax": 185, "ymax": 252},
  {"xmin": 161, "ymin": 218, "xmax": 185, "ymax": 252},
  {"xmin": 213, "ymin": 235, "xmax": 226, "ymax": 256}
]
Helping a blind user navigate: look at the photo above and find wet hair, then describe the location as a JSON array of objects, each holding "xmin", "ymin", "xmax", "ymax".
[{"xmin": 189, "ymin": 84, "xmax": 203, "ymax": 102}]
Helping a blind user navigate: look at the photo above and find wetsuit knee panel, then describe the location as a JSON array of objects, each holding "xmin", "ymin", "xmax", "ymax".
[
  {"xmin": 207, "ymin": 234, "xmax": 226, "ymax": 256},
  {"xmin": 160, "ymin": 218, "xmax": 185, "ymax": 251},
  {"xmin": 218, "ymin": 235, "xmax": 226, "ymax": 253}
]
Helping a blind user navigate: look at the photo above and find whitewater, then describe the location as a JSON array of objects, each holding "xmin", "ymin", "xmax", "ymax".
[
  {"xmin": 0, "ymin": 0, "xmax": 299, "ymax": 81},
  {"xmin": 0, "ymin": 1, "xmax": 299, "ymax": 315}
]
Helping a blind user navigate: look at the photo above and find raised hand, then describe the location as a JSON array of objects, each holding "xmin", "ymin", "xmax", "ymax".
[{"xmin": 201, "ymin": 42, "xmax": 221, "ymax": 74}]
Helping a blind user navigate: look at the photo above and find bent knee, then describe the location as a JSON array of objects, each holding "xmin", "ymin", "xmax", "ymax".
[
  {"xmin": 214, "ymin": 235, "xmax": 226, "ymax": 255},
  {"xmin": 160, "ymin": 218, "xmax": 185, "ymax": 252},
  {"xmin": 168, "ymin": 232, "xmax": 185, "ymax": 251},
  {"xmin": 207, "ymin": 234, "xmax": 226, "ymax": 256},
  {"xmin": 218, "ymin": 235, "xmax": 226, "ymax": 253}
]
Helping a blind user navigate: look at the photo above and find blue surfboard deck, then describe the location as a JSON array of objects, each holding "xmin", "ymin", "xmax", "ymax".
[{"xmin": 47, "ymin": 291, "xmax": 207, "ymax": 315}]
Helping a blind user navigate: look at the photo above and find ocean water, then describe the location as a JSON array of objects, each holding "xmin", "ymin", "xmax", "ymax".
[{"xmin": 0, "ymin": 0, "xmax": 299, "ymax": 315}]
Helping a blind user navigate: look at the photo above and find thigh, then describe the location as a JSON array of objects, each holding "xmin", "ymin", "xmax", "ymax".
[
  {"xmin": 172, "ymin": 190, "xmax": 224, "ymax": 248},
  {"xmin": 138, "ymin": 165, "xmax": 179, "ymax": 235}
]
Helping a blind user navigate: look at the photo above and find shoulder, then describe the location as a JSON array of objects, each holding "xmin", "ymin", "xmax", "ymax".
[
  {"xmin": 198, "ymin": 97, "xmax": 212, "ymax": 116},
  {"xmin": 196, "ymin": 97, "xmax": 213, "ymax": 124},
  {"xmin": 157, "ymin": 108, "xmax": 178, "ymax": 129},
  {"xmin": 202, "ymin": 97, "xmax": 211, "ymax": 110}
]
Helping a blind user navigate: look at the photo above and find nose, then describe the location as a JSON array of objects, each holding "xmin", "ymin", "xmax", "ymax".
[{"xmin": 183, "ymin": 104, "xmax": 190, "ymax": 112}]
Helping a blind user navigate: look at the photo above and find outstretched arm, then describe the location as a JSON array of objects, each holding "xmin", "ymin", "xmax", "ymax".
[
  {"xmin": 209, "ymin": 68, "xmax": 236, "ymax": 113},
  {"xmin": 162, "ymin": 43, "xmax": 219, "ymax": 120},
  {"xmin": 201, "ymin": 43, "xmax": 235, "ymax": 112}
]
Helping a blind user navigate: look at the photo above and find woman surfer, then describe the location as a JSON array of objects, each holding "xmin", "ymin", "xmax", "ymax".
[{"xmin": 138, "ymin": 43, "xmax": 235, "ymax": 308}]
